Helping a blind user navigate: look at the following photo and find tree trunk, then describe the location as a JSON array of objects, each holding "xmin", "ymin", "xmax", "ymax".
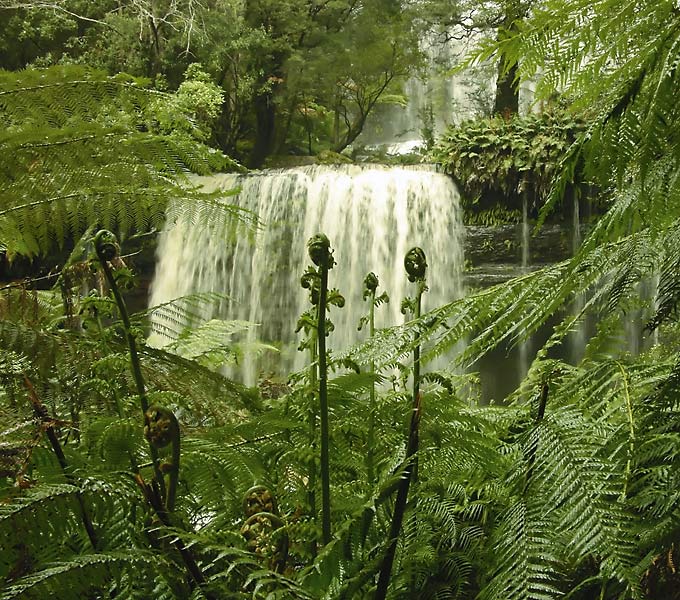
[
  {"xmin": 249, "ymin": 91, "xmax": 277, "ymax": 168},
  {"xmin": 492, "ymin": 0, "xmax": 525, "ymax": 117},
  {"xmin": 331, "ymin": 113, "xmax": 366, "ymax": 153},
  {"xmin": 493, "ymin": 59, "xmax": 519, "ymax": 116}
]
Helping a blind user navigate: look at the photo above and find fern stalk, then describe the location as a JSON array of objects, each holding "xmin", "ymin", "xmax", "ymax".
[
  {"xmin": 135, "ymin": 472, "xmax": 210, "ymax": 593},
  {"xmin": 617, "ymin": 362, "xmax": 635, "ymax": 500},
  {"xmin": 93, "ymin": 231, "xmax": 166, "ymax": 499},
  {"xmin": 93, "ymin": 232, "xmax": 149, "ymax": 411},
  {"xmin": 375, "ymin": 247, "xmax": 428, "ymax": 600},
  {"xmin": 94, "ymin": 230, "xmax": 217, "ymax": 597},
  {"xmin": 308, "ymin": 233, "xmax": 334, "ymax": 546},
  {"xmin": 367, "ymin": 283, "xmax": 377, "ymax": 484},
  {"xmin": 317, "ymin": 264, "xmax": 331, "ymax": 546},
  {"xmin": 524, "ymin": 381, "xmax": 549, "ymax": 492},
  {"xmin": 362, "ymin": 272, "xmax": 379, "ymax": 483},
  {"xmin": 308, "ymin": 338, "xmax": 318, "ymax": 556},
  {"xmin": 23, "ymin": 376, "xmax": 99, "ymax": 551},
  {"xmin": 359, "ymin": 271, "xmax": 388, "ymax": 483}
]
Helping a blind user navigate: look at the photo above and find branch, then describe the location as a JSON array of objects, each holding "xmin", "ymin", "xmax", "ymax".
[
  {"xmin": 0, "ymin": 1, "xmax": 121, "ymax": 33},
  {"xmin": 24, "ymin": 375, "xmax": 99, "ymax": 550}
]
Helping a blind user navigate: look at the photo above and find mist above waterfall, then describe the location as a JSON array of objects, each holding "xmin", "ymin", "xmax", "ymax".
[{"xmin": 149, "ymin": 164, "xmax": 465, "ymax": 384}]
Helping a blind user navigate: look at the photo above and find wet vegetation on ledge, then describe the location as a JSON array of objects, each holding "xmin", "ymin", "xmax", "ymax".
[{"xmin": 431, "ymin": 110, "xmax": 588, "ymax": 224}]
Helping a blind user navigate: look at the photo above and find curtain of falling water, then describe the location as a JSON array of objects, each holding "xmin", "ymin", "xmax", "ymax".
[
  {"xmin": 148, "ymin": 164, "xmax": 465, "ymax": 384},
  {"xmin": 518, "ymin": 192, "xmax": 531, "ymax": 376},
  {"xmin": 569, "ymin": 189, "xmax": 588, "ymax": 363}
]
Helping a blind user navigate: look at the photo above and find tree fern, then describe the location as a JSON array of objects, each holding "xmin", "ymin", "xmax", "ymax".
[{"xmin": 0, "ymin": 65, "xmax": 243, "ymax": 259}]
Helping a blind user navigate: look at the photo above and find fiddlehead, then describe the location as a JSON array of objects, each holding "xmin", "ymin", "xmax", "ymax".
[
  {"xmin": 375, "ymin": 247, "xmax": 428, "ymax": 600},
  {"xmin": 243, "ymin": 485, "xmax": 279, "ymax": 517},
  {"xmin": 307, "ymin": 233, "xmax": 335, "ymax": 270},
  {"xmin": 144, "ymin": 405, "xmax": 181, "ymax": 511},
  {"xmin": 404, "ymin": 246, "xmax": 427, "ymax": 282},
  {"xmin": 359, "ymin": 272, "xmax": 389, "ymax": 483},
  {"xmin": 93, "ymin": 229, "xmax": 119, "ymax": 262},
  {"xmin": 240, "ymin": 486, "xmax": 289, "ymax": 572}
]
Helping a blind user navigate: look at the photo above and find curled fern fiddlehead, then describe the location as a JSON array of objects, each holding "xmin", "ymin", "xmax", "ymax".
[
  {"xmin": 364, "ymin": 271, "xmax": 379, "ymax": 295},
  {"xmin": 307, "ymin": 233, "xmax": 335, "ymax": 269},
  {"xmin": 243, "ymin": 485, "xmax": 279, "ymax": 517},
  {"xmin": 240, "ymin": 486, "xmax": 289, "ymax": 572},
  {"xmin": 404, "ymin": 246, "xmax": 427, "ymax": 282},
  {"xmin": 93, "ymin": 229, "xmax": 120, "ymax": 262},
  {"xmin": 144, "ymin": 405, "xmax": 179, "ymax": 449},
  {"xmin": 144, "ymin": 405, "xmax": 181, "ymax": 511},
  {"xmin": 306, "ymin": 233, "xmax": 338, "ymax": 546},
  {"xmin": 376, "ymin": 247, "xmax": 428, "ymax": 600}
]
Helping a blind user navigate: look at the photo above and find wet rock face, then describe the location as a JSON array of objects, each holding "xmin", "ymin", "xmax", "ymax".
[
  {"xmin": 465, "ymin": 223, "xmax": 571, "ymax": 267},
  {"xmin": 463, "ymin": 222, "xmax": 575, "ymax": 289}
]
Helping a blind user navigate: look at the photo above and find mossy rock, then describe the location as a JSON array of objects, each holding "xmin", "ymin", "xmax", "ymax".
[
  {"xmin": 315, "ymin": 150, "xmax": 353, "ymax": 165},
  {"xmin": 265, "ymin": 155, "xmax": 317, "ymax": 168}
]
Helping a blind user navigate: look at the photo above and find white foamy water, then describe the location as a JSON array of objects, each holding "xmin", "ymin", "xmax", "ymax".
[{"xmin": 149, "ymin": 164, "xmax": 465, "ymax": 383}]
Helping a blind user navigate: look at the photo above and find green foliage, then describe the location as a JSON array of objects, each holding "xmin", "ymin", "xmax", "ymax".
[
  {"xmin": 151, "ymin": 63, "xmax": 225, "ymax": 142},
  {"xmin": 463, "ymin": 204, "xmax": 522, "ymax": 227},
  {"xmin": 0, "ymin": 1, "xmax": 426, "ymax": 165},
  {"xmin": 431, "ymin": 109, "xmax": 586, "ymax": 205},
  {"xmin": 0, "ymin": 65, "xmax": 242, "ymax": 259}
]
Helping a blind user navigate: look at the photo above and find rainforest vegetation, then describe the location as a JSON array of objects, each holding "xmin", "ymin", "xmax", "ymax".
[{"xmin": 2, "ymin": 1, "xmax": 680, "ymax": 599}]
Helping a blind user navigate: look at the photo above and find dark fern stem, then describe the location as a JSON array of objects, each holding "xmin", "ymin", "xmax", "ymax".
[
  {"xmin": 359, "ymin": 272, "xmax": 389, "ymax": 483},
  {"xmin": 307, "ymin": 233, "xmax": 337, "ymax": 546},
  {"xmin": 524, "ymin": 380, "xmax": 549, "ymax": 493},
  {"xmin": 93, "ymin": 230, "xmax": 215, "ymax": 597},
  {"xmin": 24, "ymin": 376, "xmax": 99, "ymax": 551},
  {"xmin": 375, "ymin": 247, "xmax": 428, "ymax": 600},
  {"xmin": 300, "ymin": 266, "xmax": 320, "ymax": 556},
  {"xmin": 93, "ymin": 230, "xmax": 166, "ymax": 499}
]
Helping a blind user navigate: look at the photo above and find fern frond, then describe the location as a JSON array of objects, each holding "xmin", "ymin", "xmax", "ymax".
[
  {"xmin": 0, "ymin": 551, "xmax": 179, "ymax": 600},
  {"xmin": 0, "ymin": 66, "xmax": 156, "ymax": 128},
  {"xmin": 0, "ymin": 66, "xmax": 242, "ymax": 259},
  {"xmin": 479, "ymin": 499, "xmax": 562, "ymax": 600}
]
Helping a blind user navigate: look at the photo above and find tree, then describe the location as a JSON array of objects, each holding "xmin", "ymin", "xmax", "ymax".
[
  {"xmin": 289, "ymin": 0, "xmax": 422, "ymax": 153},
  {"xmin": 240, "ymin": 0, "xmax": 423, "ymax": 165},
  {"xmin": 0, "ymin": 0, "xmax": 426, "ymax": 165},
  {"xmin": 415, "ymin": 0, "xmax": 533, "ymax": 116},
  {"xmin": 491, "ymin": 0, "xmax": 531, "ymax": 115}
]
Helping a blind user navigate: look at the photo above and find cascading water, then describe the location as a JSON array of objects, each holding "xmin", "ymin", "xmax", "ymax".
[
  {"xmin": 149, "ymin": 164, "xmax": 465, "ymax": 384},
  {"xmin": 358, "ymin": 30, "xmax": 492, "ymax": 153},
  {"xmin": 518, "ymin": 192, "xmax": 531, "ymax": 375},
  {"xmin": 520, "ymin": 193, "xmax": 530, "ymax": 271},
  {"xmin": 572, "ymin": 192, "xmax": 582, "ymax": 255},
  {"xmin": 569, "ymin": 191, "xmax": 587, "ymax": 363}
]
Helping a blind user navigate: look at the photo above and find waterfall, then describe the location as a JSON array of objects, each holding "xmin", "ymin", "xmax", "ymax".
[
  {"xmin": 358, "ymin": 31, "xmax": 492, "ymax": 153},
  {"xmin": 518, "ymin": 192, "xmax": 531, "ymax": 376},
  {"xmin": 572, "ymin": 191, "xmax": 581, "ymax": 255},
  {"xmin": 149, "ymin": 164, "xmax": 465, "ymax": 384},
  {"xmin": 569, "ymin": 191, "xmax": 587, "ymax": 363},
  {"xmin": 650, "ymin": 273, "xmax": 660, "ymax": 347},
  {"xmin": 520, "ymin": 193, "xmax": 530, "ymax": 270}
]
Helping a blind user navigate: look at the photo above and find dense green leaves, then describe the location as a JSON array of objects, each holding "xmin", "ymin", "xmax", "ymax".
[
  {"xmin": 0, "ymin": 65, "xmax": 242, "ymax": 259},
  {"xmin": 432, "ymin": 110, "xmax": 586, "ymax": 206}
]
